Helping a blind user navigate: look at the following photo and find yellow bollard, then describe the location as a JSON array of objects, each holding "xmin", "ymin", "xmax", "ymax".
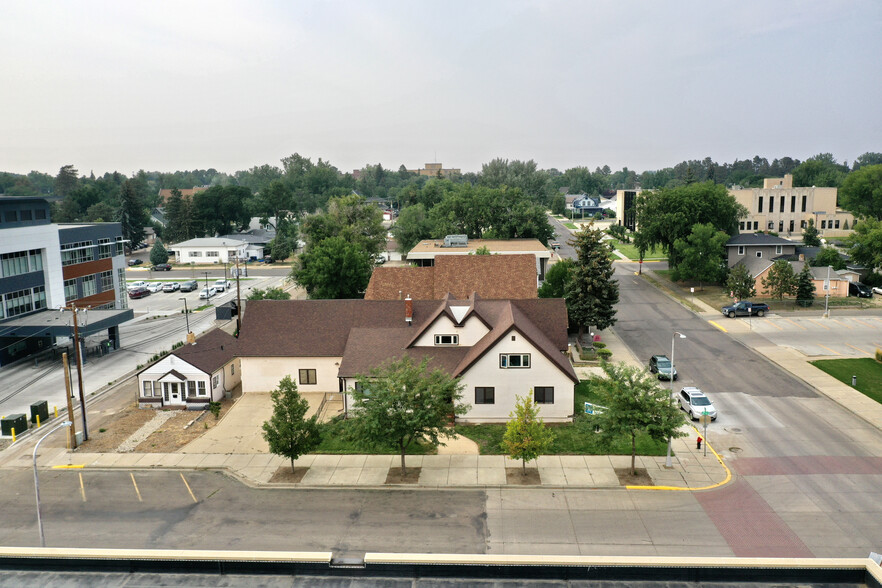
[
  {"xmin": 55, "ymin": 406, "xmax": 58, "ymax": 418},
  {"xmin": 37, "ymin": 414, "xmax": 41, "ymax": 428},
  {"xmin": 11, "ymin": 428, "xmax": 15, "ymax": 443}
]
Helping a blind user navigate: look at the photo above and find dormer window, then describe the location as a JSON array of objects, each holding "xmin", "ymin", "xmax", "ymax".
[{"xmin": 434, "ymin": 334, "xmax": 459, "ymax": 346}]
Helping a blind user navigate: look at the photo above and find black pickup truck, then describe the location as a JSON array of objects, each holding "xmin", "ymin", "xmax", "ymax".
[{"xmin": 722, "ymin": 301, "xmax": 769, "ymax": 318}]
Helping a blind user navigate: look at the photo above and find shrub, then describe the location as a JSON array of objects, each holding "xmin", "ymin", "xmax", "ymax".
[
  {"xmin": 209, "ymin": 402, "xmax": 222, "ymax": 419},
  {"xmin": 876, "ymin": 348, "xmax": 882, "ymax": 364},
  {"xmin": 596, "ymin": 348, "xmax": 613, "ymax": 359},
  {"xmin": 592, "ymin": 342, "xmax": 607, "ymax": 349}
]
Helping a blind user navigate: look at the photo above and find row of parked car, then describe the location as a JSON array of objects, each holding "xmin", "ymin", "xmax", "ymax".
[
  {"xmin": 127, "ymin": 279, "xmax": 231, "ymax": 299},
  {"xmin": 646, "ymin": 354, "xmax": 720, "ymax": 422}
]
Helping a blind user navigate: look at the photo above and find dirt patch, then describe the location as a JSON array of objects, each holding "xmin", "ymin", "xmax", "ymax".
[
  {"xmin": 269, "ymin": 466, "xmax": 309, "ymax": 484},
  {"xmin": 614, "ymin": 467, "xmax": 653, "ymax": 486},
  {"xmin": 385, "ymin": 467, "xmax": 421, "ymax": 484},
  {"xmin": 505, "ymin": 468, "xmax": 541, "ymax": 485},
  {"xmin": 76, "ymin": 396, "xmax": 237, "ymax": 454}
]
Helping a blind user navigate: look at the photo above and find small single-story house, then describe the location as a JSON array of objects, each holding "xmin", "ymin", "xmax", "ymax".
[
  {"xmin": 137, "ymin": 329, "xmax": 240, "ymax": 409},
  {"xmin": 236, "ymin": 295, "xmax": 577, "ymax": 423},
  {"xmin": 218, "ymin": 231, "xmax": 271, "ymax": 261},
  {"xmin": 734, "ymin": 257, "xmax": 852, "ymax": 299},
  {"xmin": 726, "ymin": 234, "xmax": 798, "ymax": 268},
  {"xmin": 172, "ymin": 238, "xmax": 248, "ymax": 264},
  {"xmin": 365, "ymin": 254, "xmax": 537, "ymax": 300}
]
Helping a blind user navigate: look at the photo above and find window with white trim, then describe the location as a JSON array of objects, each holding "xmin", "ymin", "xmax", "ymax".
[
  {"xmin": 500, "ymin": 353, "xmax": 530, "ymax": 368},
  {"xmin": 206, "ymin": 251, "xmax": 219, "ymax": 257},
  {"xmin": 198, "ymin": 381, "xmax": 207, "ymax": 396},
  {"xmin": 434, "ymin": 334, "xmax": 459, "ymax": 345},
  {"xmin": 99, "ymin": 270, "xmax": 113, "ymax": 292},
  {"xmin": 82, "ymin": 274, "xmax": 98, "ymax": 297},
  {"xmin": 737, "ymin": 246, "xmax": 744, "ymax": 255},
  {"xmin": 188, "ymin": 381, "xmax": 197, "ymax": 398},
  {"xmin": 189, "ymin": 251, "xmax": 202, "ymax": 257},
  {"xmin": 755, "ymin": 251, "xmax": 762, "ymax": 258},
  {"xmin": 775, "ymin": 245, "xmax": 783, "ymax": 255},
  {"xmin": 143, "ymin": 381, "xmax": 153, "ymax": 397},
  {"xmin": 64, "ymin": 279, "xmax": 78, "ymax": 303},
  {"xmin": 98, "ymin": 238, "xmax": 113, "ymax": 259},
  {"xmin": 212, "ymin": 375, "xmax": 219, "ymax": 388}
]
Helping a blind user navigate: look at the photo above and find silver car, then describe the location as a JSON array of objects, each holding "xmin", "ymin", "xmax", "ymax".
[{"xmin": 678, "ymin": 387, "xmax": 717, "ymax": 421}]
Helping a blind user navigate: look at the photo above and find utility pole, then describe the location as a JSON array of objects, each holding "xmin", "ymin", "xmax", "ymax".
[
  {"xmin": 62, "ymin": 352, "xmax": 77, "ymax": 449},
  {"xmin": 235, "ymin": 256, "xmax": 242, "ymax": 334},
  {"xmin": 68, "ymin": 305, "xmax": 89, "ymax": 441}
]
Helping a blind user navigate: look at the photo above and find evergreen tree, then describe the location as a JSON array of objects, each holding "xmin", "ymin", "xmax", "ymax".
[
  {"xmin": 150, "ymin": 239, "xmax": 169, "ymax": 265},
  {"xmin": 565, "ymin": 224, "xmax": 619, "ymax": 343},
  {"xmin": 501, "ymin": 393, "xmax": 554, "ymax": 474},
  {"xmin": 802, "ymin": 218, "xmax": 821, "ymax": 247},
  {"xmin": 795, "ymin": 265, "xmax": 815, "ymax": 307},
  {"xmin": 118, "ymin": 179, "xmax": 148, "ymax": 246},
  {"xmin": 55, "ymin": 164, "xmax": 79, "ymax": 197},
  {"xmin": 726, "ymin": 264, "xmax": 756, "ymax": 300},
  {"xmin": 761, "ymin": 260, "xmax": 798, "ymax": 300},
  {"xmin": 262, "ymin": 376, "xmax": 322, "ymax": 471}
]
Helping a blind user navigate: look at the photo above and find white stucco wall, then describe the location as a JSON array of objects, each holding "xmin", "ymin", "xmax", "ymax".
[
  {"xmin": 240, "ymin": 356, "xmax": 341, "ymax": 393},
  {"xmin": 411, "ymin": 314, "xmax": 489, "ymax": 347},
  {"xmin": 210, "ymin": 358, "xmax": 241, "ymax": 399},
  {"xmin": 456, "ymin": 329, "xmax": 574, "ymax": 423}
]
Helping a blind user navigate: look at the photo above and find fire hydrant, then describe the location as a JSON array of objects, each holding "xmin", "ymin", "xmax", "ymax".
[{"xmin": 696, "ymin": 436, "xmax": 703, "ymax": 450}]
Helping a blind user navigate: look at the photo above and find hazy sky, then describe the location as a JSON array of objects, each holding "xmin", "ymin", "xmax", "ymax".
[{"xmin": 2, "ymin": 1, "xmax": 880, "ymax": 177}]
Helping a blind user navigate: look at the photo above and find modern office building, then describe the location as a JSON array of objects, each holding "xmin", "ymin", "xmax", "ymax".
[{"xmin": 0, "ymin": 197, "xmax": 133, "ymax": 366}]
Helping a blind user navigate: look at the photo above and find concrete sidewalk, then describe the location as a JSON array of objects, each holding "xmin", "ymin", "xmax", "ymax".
[{"xmin": 35, "ymin": 430, "xmax": 726, "ymax": 490}]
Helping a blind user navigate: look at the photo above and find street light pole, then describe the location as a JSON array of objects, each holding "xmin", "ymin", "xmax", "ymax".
[
  {"xmin": 33, "ymin": 421, "xmax": 73, "ymax": 547},
  {"xmin": 203, "ymin": 271, "xmax": 209, "ymax": 294},
  {"xmin": 666, "ymin": 331, "xmax": 687, "ymax": 468},
  {"xmin": 66, "ymin": 304, "xmax": 89, "ymax": 441},
  {"xmin": 179, "ymin": 297, "xmax": 190, "ymax": 336}
]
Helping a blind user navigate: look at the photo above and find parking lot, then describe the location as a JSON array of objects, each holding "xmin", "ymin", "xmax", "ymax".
[
  {"xmin": 124, "ymin": 271, "xmax": 288, "ymax": 314},
  {"xmin": 713, "ymin": 313, "xmax": 882, "ymax": 358}
]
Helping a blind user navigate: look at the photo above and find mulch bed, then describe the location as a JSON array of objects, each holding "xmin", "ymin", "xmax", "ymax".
[
  {"xmin": 385, "ymin": 467, "xmax": 421, "ymax": 484},
  {"xmin": 505, "ymin": 468, "xmax": 541, "ymax": 485},
  {"xmin": 614, "ymin": 467, "xmax": 654, "ymax": 486},
  {"xmin": 269, "ymin": 466, "xmax": 309, "ymax": 484}
]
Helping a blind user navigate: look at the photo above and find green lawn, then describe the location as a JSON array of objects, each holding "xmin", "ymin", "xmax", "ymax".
[
  {"xmin": 454, "ymin": 381, "xmax": 668, "ymax": 456},
  {"xmin": 563, "ymin": 222, "xmax": 578, "ymax": 230},
  {"xmin": 314, "ymin": 417, "xmax": 435, "ymax": 455},
  {"xmin": 608, "ymin": 240, "xmax": 665, "ymax": 261},
  {"xmin": 810, "ymin": 358, "xmax": 882, "ymax": 404}
]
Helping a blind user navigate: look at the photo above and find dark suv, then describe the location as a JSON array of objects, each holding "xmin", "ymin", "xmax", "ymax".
[
  {"xmin": 849, "ymin": 281, "xmax": 872, "ymax": 298},
  {"xmin": 179, "ymin": 280, "xmax": 199, "ymax": 292},
  {"xmin": 152, "ymin": 263, "xmax": 172, "ymax": 271},
  {"xmin": 649, "ymin": 354, "xmax": 678, "ymax": 381}
]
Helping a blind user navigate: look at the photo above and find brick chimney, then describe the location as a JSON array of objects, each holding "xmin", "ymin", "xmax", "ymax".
[{"xmin": 404, "ymin": 295, "xmax": 413, "ymax": 325}]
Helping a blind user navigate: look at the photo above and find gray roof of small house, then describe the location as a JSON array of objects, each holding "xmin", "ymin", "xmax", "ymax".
[
  {"xmin": 172, "ymin": 237, "xmax": 247, "ymax": 248},
  {"xmin": 726, "ymin": 234, "xmax": 798, "ymax": 248},
  {"xmin": 733, "ymin": 256, "xmax": 774, "ymax": 278}
]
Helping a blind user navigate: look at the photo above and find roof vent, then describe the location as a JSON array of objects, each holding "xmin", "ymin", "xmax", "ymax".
[{"xmin": 443, "ymin": 234, "xmax": 468, "ymax": 247}]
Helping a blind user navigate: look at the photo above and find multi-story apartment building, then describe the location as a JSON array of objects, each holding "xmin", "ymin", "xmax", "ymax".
[
  {"xmin": 0, "ymin": 197, "xmax": 133, "ymax": 366},
  {"xmin": 730, "ymin": 174, "xmax": 853, "ymax": 238}
]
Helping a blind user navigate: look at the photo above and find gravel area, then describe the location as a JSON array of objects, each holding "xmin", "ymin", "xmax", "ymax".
[{"xmin": 116, "ymin": 410, "xmax": 178, "ymax": 452}]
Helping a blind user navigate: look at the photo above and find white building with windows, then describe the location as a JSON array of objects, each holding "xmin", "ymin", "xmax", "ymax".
[
  {"xmin": 171, "ymin": 238, "xmax": 248, "ymax": 265},
  {"xmin": 137, "ymin": 329, "xmax": 240, "ymax": 409}
]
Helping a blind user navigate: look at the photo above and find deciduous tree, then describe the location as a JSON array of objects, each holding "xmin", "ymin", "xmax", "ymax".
[
  {"xmin": 846, "ymin": 218, "xmax": 882, "ymax": 271},
  {"xmin": 391, "ymin": 203, "xmax": 432, "ymax": 254},
  {"xmin": 811, "ymin": 246, "xmax": 846, "ymax": 270},
  {"xmin": 671, "ymin": 223, "xmax": 728, "ymax": 288},
  {"xmin": 726, "ymin": 264, "xmax": 756, "ymax": 300},
  {"xmin": 262, "ymin": 376, "xmax": 322, "ymax": 471},
  {"xmin": 537, "ymin": 258, "xmax": 575, "ymax": 298},
  {"xmin": 351, "ymin": 357, "xmax": 466, "ymax": 473},
  {"xmin": 247, "ymin": 287, "xmax": 291, "ymax": 300},
  {"xmin": 565, "ymin": 224, "xmax": 619, "ymax": 343},
  {"xmin": 501, "ymin": 393, "xmax": 554, "ymax": 474},
  {"xmin": 839, "ymin": 164, "xmax": 882, "ymax": 220},
  {"xmin": 588, "ymin": 362, "xmax": 686, "ymax": 476},
  {"xmin": 292, "ymin": 236, "xmax": 373, "ymax": 299}
]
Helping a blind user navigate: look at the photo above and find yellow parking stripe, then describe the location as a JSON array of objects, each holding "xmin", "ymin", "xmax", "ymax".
[
  {"xmin": 845, "ymin": 343, "xmax": 871, "ymax": 355},
  {"xmin": 782, "ymin": 318, "xmax": 806, "ymax": 330},
  {"xmin": 816, "ymin": 343, "xmax": 841, "ymax": 355},
  {"xmin": 808, "ymin": 319, "xmax": 831, "ymax": 330},
  {"xmin": 52, "ymin": 464, "xmax": 84, "ymax": 469},
  {"xmin": 79, "ymin": 472, "xmax": 86, "ymax": 502},
  {"xmin": 764, "ymin": 320, "xmax": 783, "ymax": 330},
  {"xmin": 851, "ymin": 318, "xmax": 875, "ymax": 328},
  {"xmin": 831, "ymin": 319, "xmax": 852, "ymax": 329},
  {"xmin": 708, "ymin": 320, "xmax": 727, "ymax": 333},
  {"xmin": 180, "ymin": 473, "xmax": 198, "ymax": 503},
  {"xmin": 130, "ymin": 473, "xmax": 143, "ymax": 502}
]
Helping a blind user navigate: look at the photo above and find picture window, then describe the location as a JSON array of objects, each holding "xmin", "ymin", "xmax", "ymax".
[
  {"xmin": 475, "ymin": 387, "xmax": 495, "ymax": 404},
  {"xmin": 299, "ymin": 369, "xmax": 317, "ymax": 385},
  {"xmin": 534, "ymin": 387, "xmax": 554, "ymax": 404}
]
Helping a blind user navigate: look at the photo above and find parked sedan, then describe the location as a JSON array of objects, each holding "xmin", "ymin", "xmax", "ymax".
[
  {"xmin": 127, "ymin": 281, "xmax": 148, "ymax": 291},
  {"xmin": 146, "ymin": 282, "xmax": 163, "ymax": 293},
  {"xmin": 162, "ymin": 282, "xmax": 180, "ymax": 292},
  {"xmin": 152, "ymin": 263, "xmax": 172, "ymax": 271},
  {"xmin": 199, "ymin": 286, "xmax": 217, "ymax": 299},
  {"xmin": 128, "ymin": 286, "xmax": 149, "ymax": 299},
  {"xmin": 127, "ymin": 259, "xmax": 143, "ymax": 266}
]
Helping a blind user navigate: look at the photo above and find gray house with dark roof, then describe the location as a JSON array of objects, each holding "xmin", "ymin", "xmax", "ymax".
[
  {"xmin": 236, "ymin": 294, "xmax": 577, "ymax": 423},
  {"xmin": 726, "ymin": 234, "xmax": 798, "ymax": 268}
]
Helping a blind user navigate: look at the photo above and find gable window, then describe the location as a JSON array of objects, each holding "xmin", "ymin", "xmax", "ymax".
[
  {"xmin": 737, "ymin": 246, "xmax": 744, "ymax": 256},
  {"xmin": 475, "ymin": 387, "xmax": 495, "ymax": 404},
  {"xmin": 757, "ymin": 197, "xmax": 763, "ymax": 213},
  {"xmin": 534, "ymin": 387, "xmax": 554, "ymax": 404},
  {"xmin": 500, "ymin": 353, "xmax": 530, "ymax": 368},
  {"xmin": 775, "ymin": 245, "xmax": 782, "ymax": 255},
  {"xmin": 299, "ymin": 369, "xmax": 317, "ymax": 385},
  {"xmin": 756, "ymin": 251, "xmax": 762, "ymax": 258},
  {"xmin": 434, "ymin": 334, "xmax": 459, "ymax": 346}
]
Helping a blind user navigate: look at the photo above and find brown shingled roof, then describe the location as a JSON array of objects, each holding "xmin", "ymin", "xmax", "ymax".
[
  {"xmin": 171, "ymin": 328, "xmax": 237, "ymax": 374},
  {"xmin": 364, "ymin": 254, "xmax": 537, "ymax": 300}
]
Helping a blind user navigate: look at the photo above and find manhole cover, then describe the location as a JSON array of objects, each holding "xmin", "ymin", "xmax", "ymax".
[
  {"xmin": 729, "ymin": 447, "xmax": 743, "ymax": 453},
  {"xmin": 725, "ymin": 427, "xmax": 742, "ymax": 434}
]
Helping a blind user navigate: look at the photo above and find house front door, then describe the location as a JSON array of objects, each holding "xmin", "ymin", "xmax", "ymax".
[{"xmin": 163, "ymin": 382, "xmax": 181, "ymax": 404}]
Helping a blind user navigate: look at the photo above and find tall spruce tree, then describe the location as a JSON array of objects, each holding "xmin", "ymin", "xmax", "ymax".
[
  {"xmin": 761, "ymin": 260, "xmax": 798, "ymax": 300},
  {"xmin": 802, "ymin": 218, "xmax": 821, "ymax": 247},
  {"xmin": 795, "ymin": 265, "xmax": 815, "ymax": 307},
  {"xmin": 118, "ymin": 179, "xmax": 148, "ymax": 246},
  {"xmin": 565, "ymin": 224, "xmax": 619, "ymax": 343},
  {"xmin": 726, "ymin": 264, "xmax": 757, "ymax": 300}
]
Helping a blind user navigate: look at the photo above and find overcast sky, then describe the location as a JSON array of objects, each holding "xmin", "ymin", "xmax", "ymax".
[{"xmin": 2, "ymin": 1, "xmax": 880, "ymax": 177}]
